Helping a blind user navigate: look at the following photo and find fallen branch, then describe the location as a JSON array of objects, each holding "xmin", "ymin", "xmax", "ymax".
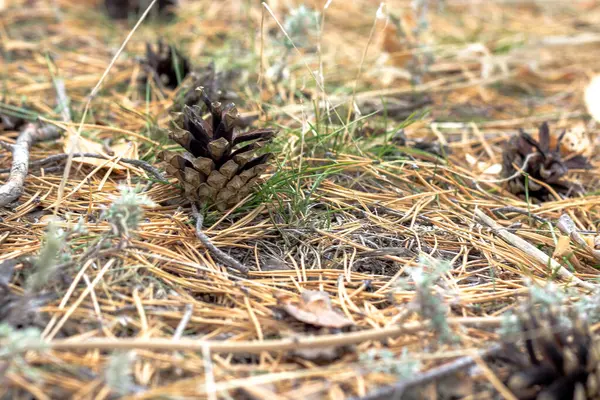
[
  {"xmin": 474, "ymin": 208, "xmax": 595, "ymax": 290},
  {"xmin": 0, "ymin": 152, "xmax": 166, "ymax": 182},
  {"xmin": 0, "ymin": 124, "xmax": 61, "ymax": 206},
  {"xmin": 191, "ymin": 203, "xmax": 249, "ymax": 275},
  {"xmin": 1, "ymin": 316, "xmax": 501, "ymax": 355},
  {"xmin": 0, "ymin": 79, "xmax": 70, "ymax": 207}
]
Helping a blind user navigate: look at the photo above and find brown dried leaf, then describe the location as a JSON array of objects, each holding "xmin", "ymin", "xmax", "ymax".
[
  {"xmin": 63, "ymin": 134, "xmax": 138, "ymax": 170},
  {"xmin": 553, "ymin": 235, "xmax": 573, "ymax": 259},
  {"xmin": 557, "ymin": 214, "xmax": 600, "ymax": 262},
  {"xmin": 376, "ymin": 11, "xmax": 417, "ymax": 69},
  {"xmin": 277, "ymin": 290, "xmax": 353, "ymax": 329}
]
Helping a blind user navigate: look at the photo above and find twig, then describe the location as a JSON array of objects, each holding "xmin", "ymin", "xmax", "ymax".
[
  {"xmin": 0, "ymin": 152, "xmax": 166, "ymax": 182},
  {"xmin": 2, "ymin": 316, "xmax": 502, "ymax": 355},
  {"xmin": 0, "ymin": 124, "xmax": 61, "ymax": 206},
  {"xmin": 191, "ymin": 204, "xmax": 249, "ymax": 275},
  {"xmin": 0, "ymin": 79, "xmax": 70, "ymax": 207},
  {"xmin": 0, "ymin": 141, "xmax": 14, "ymax": 151},
  {"xmin": 352, "ymin": 344, "xmax": 503, "ymax": 400},
  {"xmin": 474, "ymin": 208, "xmax": 595, "ymax": 290}
]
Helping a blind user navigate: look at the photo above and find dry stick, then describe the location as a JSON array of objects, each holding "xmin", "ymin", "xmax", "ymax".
[
  {"xmin": 0, "ymin": 79, "xmax": 70, "ymax": 206},
  {"xmin": 191, "ymin": 203, "xmax": 249, "ymax": 275},
  {"xmin": 0, "ymin": 152, "xmax": 166, "ymax": 182},
  {"xmin": 0, "ymin": 141, "xmax": 14, "ymax": 151},
  {"xmin": 6, "ymin": 316, "xmax": 502, "ymax": 355},
  {"xmin": 474, "ymin": 208, "xmax": 596, "ymax": 290},
  {"xmin": 0, "ymin": 125, "xmax": 61, "ymax": 207},
  {"xmin": 352, "ymin": 344, "xmax": 503, "ymax": 400}
]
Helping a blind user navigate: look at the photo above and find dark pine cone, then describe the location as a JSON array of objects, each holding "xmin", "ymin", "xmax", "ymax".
[
  {"xmin": 104, "ymin": 0, "xmax": 177, "ymax": 20},
  {"xmin": 173, "ymin": 62, "xmax": 236, "ymax": 110},
  {"xmin": 159, "ymin": 88, "xmax": 277, "ymax": 211},
  {"xmin": 501, "ymin": 122, "xmax": 591, "ymax": 201},
  {"xmin": 501, "ymin": 306, "xmax": 600, "ymax": 400},
  {"xmin": 140, "ymin": 40, "xmax": 190, "ymax": 91}
]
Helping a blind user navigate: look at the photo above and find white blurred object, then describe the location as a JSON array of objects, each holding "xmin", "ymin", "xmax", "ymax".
[{"xmin": 584, "ymin": 75, "xmax": 600, "ymax": 122}]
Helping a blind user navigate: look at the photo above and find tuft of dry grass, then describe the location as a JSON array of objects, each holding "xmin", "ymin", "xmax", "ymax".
[{"xmin": 2, "ymin": 0, "xmax": 600, "ymax": 398}]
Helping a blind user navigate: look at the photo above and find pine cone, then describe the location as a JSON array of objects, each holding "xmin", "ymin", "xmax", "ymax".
[
  {"xmin": 104, "ymin": 0, "xmax": 177, "ymax": 20},
  {"xmin": 159, "ymin": 88, "xmax": 277, "ymax": 210},
  {"xmin": 140, "ymin": 40, "xmax": 190, "ymax": 90},
  {"xmin": 502, "ymin": 306, "xmax": 600, "ymax": 400},
  {"xmin": 172, "ymin": 63, "xmax": 235, "ymax": 110},
  {"xmin": 502, "ymin": 122, "xmax": 591, "ymax": 200}
]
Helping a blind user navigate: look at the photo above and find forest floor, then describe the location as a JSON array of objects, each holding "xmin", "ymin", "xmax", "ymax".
[{"xmin": 2, "ymin": 0, "xmax": 600, "ymax": 399}]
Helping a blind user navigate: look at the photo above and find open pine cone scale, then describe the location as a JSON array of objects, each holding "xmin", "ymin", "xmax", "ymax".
[{"xmin": 159, "ymin": 88, "xmax": 276, "ymax": 210}]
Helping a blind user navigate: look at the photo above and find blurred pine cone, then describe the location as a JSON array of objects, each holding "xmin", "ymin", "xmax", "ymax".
[
  {"xmin": 140, "ymin": 40, "xmax": 190, "ymax": 91},
  {"xmin": 502, "ymin": 306, "xmax": 600, "ymax": 399},
  {"xmin": 104, "ymin": 0, "xmax": 177, "ymax": 20},
  {"xmin": 501, "ymin": 122, "xmax": 591, "ymax": 200},
  {"xmin": 159, "ymin": 88, "xmax": 277, "ymax": 210},
  {"xmin": 173, "ymin": 63, "xmax": 236, "ymax": 110}
]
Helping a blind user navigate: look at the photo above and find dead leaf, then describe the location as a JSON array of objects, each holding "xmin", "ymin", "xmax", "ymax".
[
  {"xmin": 276, "ymin": 290, "xmax": 353, "ymax": 329},
  {"xmin": 553, "ymin": 236, "xmax": 573, "ymax": 258},
  {"xmin": 373, "ymin": 9, "xmax": 421, "ymax": 84},
  {"xmin": 553, "ymin": 235, "xmax": 582, "ymax": 270},
  {"xmin": 465, "ymin": 154, "xmax": 501, "ymax": 177},
  {"xmin": 111, "ymin": 141, "xmax": 139, "ymax": 160},
  {"xmin": 557, "ymin": 214, "xmax": 600, "ymax": 262},
  {"xmin": 63, "ymin": 133, "xmax": 138, "ymax": 171},
  {"xmin": 39, "ymin": 214, "xmax": 64, "ymax": 224}
]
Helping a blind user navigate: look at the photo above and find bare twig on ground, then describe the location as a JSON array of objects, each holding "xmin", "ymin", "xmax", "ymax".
[
  {"xmin": 474, "ymin": 208, "xmax": 595, "ymax": 290},
  {"xmin": 0, "ymin": 124, "xmax": 62, "ymax": 206},
  {"xmin": 352, "ymin": 344, "xmax": 503, "ymax": 400},
  {"xmin": 0, "ymin": 79, "xmax": 70, "ymax": 207},
  {"xmin": 0, "ymin": 141, "xmax": 14, "ymax": 151},
  {"xmin": 191, "ymin": 203, "xmax": 249, "ymax": 275},
  {"xmin": 0, "ymin": 152, "xmax": 166, "ymax": 182},
  {"xmin": 2, "ymin": 316, "xmax": 502, "ymax": 355}
]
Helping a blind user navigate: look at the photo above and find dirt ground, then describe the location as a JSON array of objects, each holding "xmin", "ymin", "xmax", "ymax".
[{"xmin": 2, "ymin": 0, "xmax": 600, "ymax": 399}]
